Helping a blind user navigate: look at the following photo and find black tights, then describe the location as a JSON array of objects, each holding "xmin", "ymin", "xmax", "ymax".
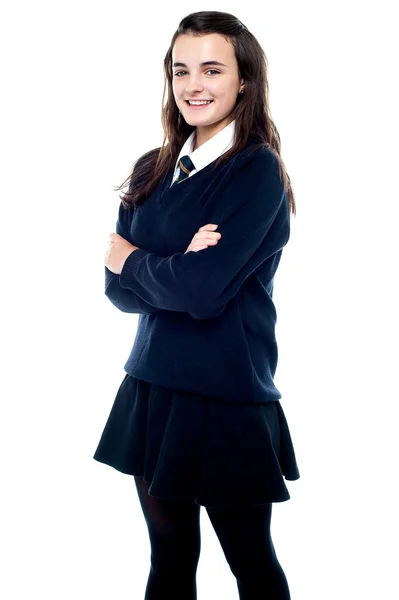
[{"xmin": 134, "ymin": 476, "xmax": 291, "ymax": 600}]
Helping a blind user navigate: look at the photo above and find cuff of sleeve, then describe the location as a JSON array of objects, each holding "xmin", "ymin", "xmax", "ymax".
[{"xmin": 119, "ymin": 248, "xmax": 149, "ymax": 288}]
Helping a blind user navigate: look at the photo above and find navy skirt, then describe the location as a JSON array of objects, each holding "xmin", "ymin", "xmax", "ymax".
[{"xmin": 93, "ymin": 373, "xmax": 300, "ymax": 508}]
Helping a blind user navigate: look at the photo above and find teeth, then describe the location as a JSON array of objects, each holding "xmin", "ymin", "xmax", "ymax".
[{"xmin": 188, "ymin": 100, "xmax": 212, "ymax": 105}]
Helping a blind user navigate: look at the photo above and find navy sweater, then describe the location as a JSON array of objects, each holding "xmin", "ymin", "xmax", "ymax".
[{"xmin": 105, "ymin": 140, "xmax": 290, "ymax": 403}]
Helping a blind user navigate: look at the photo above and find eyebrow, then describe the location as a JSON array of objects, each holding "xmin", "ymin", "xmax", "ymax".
[{"xmin": 172, "ymin": 61, "xmax": 227, "ymax": 68}]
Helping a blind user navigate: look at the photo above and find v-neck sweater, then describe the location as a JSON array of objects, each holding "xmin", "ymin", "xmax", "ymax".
[{"xmin": 105, "ymin": 138, "xmax": 291, "ymax": 403}]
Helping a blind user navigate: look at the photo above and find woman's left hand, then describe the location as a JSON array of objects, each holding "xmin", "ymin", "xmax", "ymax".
[{"xmin": 105, "ymin": 233, "xmax": 139, "ymax": 275}]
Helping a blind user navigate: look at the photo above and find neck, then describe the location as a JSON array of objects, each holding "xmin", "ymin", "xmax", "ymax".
[{"xmin": 194, "ymin": 116, "xmax": 233, "ymax": 150}]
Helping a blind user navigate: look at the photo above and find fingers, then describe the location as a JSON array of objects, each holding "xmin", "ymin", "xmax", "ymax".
[
  {"xmin": 184, "ymin": 235, "xmax": 221, "ymax": 254},
  {"xmin": 185, "ymin": 224, "xmax": 222, "ymax": 254},
  {"xmin": 199, "ymin": 223, "xmax": 221, "ymax": 242},
  {"xmin": 199, "ymin": 224, "xmax": 218, "ymax": 231},
  {"xmin": 195, "ymin": 231, "xmax": 221, "ymax": 244}
]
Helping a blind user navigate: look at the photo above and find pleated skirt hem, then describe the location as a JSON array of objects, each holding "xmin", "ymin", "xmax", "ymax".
[{"xmin": 93, "ymin": 373, "xmax": 300, "ymax": 508}]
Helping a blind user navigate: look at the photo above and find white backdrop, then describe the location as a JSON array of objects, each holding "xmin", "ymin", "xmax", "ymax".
[{"xmin": 1, "ymin": 1, "xmax": 398, "ymax": 598}]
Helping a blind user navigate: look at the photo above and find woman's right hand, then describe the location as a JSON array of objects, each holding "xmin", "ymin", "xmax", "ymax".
[{"xmin": 184, "ymin": 224, "xmax": 222, "ymax": 254}]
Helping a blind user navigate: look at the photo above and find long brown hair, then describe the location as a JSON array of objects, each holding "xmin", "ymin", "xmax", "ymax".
[{"xmin": 116, "ymin": 10, "xmax": 296, "ymax": 216}]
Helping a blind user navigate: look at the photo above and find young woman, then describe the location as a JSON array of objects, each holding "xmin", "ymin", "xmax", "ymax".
[{"xmin": 94, "ymin": 10, "xmax": 300, "ymax": 600}]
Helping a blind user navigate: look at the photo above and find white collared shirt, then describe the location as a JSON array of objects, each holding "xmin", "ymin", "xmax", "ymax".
[{"xmin": 170, "ymin": 120, "xmax": 236, "ymax": 187}]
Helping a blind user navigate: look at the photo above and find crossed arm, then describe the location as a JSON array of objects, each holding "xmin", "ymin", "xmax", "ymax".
[{"xmin": 105, "ymin": 149, "xmax": 289, "ymax": 320}]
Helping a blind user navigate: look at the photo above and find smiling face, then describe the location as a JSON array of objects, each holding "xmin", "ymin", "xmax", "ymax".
[{"xmin": 172, "ymin": 33, "xmax": 244, "ymax": 148}]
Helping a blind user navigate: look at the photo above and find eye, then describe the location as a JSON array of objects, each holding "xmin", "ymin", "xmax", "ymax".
[{"xmin": 173, "ymin": 69, "xmax": 220, "ymax": 77}]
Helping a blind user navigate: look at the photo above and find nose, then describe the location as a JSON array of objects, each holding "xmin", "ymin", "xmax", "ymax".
[{"xmin": 185, "ymin": 73, "xmax": 204, "ymax": 95}]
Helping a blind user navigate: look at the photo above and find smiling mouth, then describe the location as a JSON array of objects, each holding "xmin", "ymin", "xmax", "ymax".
[{"xmin": 185, "ymin": 100, "xmax": 214, "ymax": 105}]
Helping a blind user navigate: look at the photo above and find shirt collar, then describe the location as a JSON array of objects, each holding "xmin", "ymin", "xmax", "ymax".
[{"xmin": 173, "ymin": 120, "xmax": 236, "ymax": 177}]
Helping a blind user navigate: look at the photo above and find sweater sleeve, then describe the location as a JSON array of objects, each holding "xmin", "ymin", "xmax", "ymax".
[
  {"xmin": 119, "ymin": 148, "xmax": 290, "ymax": 319},
  {"xmin": 104, "ymin": 201, "xmax": 161, "ymax": 315}
]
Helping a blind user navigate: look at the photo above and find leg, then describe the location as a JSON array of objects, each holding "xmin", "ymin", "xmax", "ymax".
[
  {"xmin": 134, "ymin": 476, "xmax": 201, "ymax": 600},
  {"xmin": 206, "ymin": 502, "xmax": 291, "ymax": 600}
]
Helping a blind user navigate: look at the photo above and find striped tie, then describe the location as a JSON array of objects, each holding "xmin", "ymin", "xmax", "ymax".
[{"xmin": 172, "ymin": 155, "xmax": 195, "ymax": 185}]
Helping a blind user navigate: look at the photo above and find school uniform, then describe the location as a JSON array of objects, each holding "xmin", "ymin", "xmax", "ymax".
[{"xmin": 93, "ymin": 120, "xmax": 300, "ymax": 508}]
